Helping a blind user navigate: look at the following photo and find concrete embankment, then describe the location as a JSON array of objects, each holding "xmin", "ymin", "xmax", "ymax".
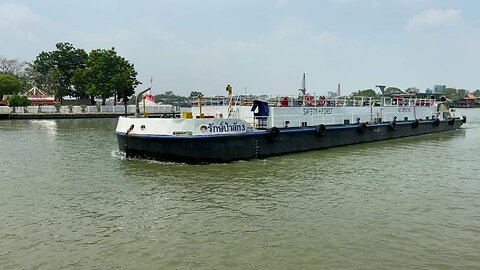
[
  {"xmin": 0, "ymin": 112, "xmax": 177, "ymax": 120},
  {"xmin": 0, "ymin": 104, "xmax": 179, "ymax": 120}
]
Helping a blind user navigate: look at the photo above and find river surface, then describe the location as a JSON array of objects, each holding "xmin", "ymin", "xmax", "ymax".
[{"xmin": 0, "ymin": 109, "xmax": 479, "ymax": 269}]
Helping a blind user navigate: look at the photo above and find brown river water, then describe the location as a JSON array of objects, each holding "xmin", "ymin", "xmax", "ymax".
[{"xmin": 0, "ymin": 108, "xmax": 479, "ymax": 269}]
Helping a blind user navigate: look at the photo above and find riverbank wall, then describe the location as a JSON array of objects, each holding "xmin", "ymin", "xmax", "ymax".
[{"xmin": 0, "ymin": 104, "xmax": 179, "ymax": 120}]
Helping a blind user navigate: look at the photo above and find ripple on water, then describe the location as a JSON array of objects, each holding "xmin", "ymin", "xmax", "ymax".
[{"xmin": 0, "ymin": 114, "xmax": 480, "ymax": 269}]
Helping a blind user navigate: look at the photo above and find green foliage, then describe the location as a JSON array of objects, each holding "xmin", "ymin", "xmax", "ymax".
[
  {"xmin": 0, "ymin": 56, "xmax": 32, "ymax": 90},
  {"xmin": 189, "ymin": 91, "xmax": 203, "ymax": 98},
  {"xmin": 7, "ymin": 95, "xmax": 31, "ymax": 110},
  {"xmin": 32, "ymin": 43, "xmax": 139, "ymax": 106},
  {"xmin": 384, "ymin": 87, "xmax": 403, "ymax": 94},
  {"xmin": 0, "ymin": 73, "xmax": 22, "ymax": 99},
  {"xmin": 54, "ymin": 103, "xmax": 62, "ymax": 112},
  {"xmin": 71, "ymin": 68, "xmax": 90, "ymax": 100},
  {"xmin": 80, "ymin": 48, "xmax": 140, "ymax": 106},
  {"xmin": 155, "ymin": 92, "xmax": 190, "ymax": 106},
  {"xmin": 405, "ymin": 87, "xmax": 419, "ymax": 94},
  {"xmin": 444, "ymin": 87, "xmax": 458, "ymax": 95},
  {"xmin": 32, "ymin": 42, "xmax": 88, "ymax": 101},
  {"xmin": 0, "ymin": 56, "xmax": 27, "ymax": 76},
  {"xmin": 350, "ymin": 89, "xmax": 378, "ymax": 97},
  {"xmin": 444, "ymin": 87, "xmax": 468, "ymax": 102}
]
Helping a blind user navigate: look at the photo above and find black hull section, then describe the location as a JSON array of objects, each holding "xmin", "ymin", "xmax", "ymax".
[{"xmin": 116, "ymin": 119, "xmax": 464, "ymax": 164}]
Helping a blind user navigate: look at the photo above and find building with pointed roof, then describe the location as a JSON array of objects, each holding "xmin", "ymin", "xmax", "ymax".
[{"xmin": 23, "ymin": 87, "xmax": 56, "ymax": 105}]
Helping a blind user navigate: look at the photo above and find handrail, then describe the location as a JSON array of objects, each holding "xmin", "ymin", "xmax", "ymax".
[{"xmin": 191, "ymin": 95, "xmax": 437, "ymax": 108}]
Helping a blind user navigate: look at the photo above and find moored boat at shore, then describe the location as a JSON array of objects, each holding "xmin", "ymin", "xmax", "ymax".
[{"xmin": 115, "ymin": 87, "xmax": 466, "ymax": 164}]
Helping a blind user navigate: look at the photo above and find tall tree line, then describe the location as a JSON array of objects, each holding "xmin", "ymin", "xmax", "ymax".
[{"xmin": 0, "ymin": 42, "xmax": 140, "ymax": 107}]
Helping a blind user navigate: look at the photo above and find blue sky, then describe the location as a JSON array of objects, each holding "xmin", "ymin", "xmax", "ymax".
[{"xmin": 1, "ymin": 0, "xmax": 479, "ymax": 96}]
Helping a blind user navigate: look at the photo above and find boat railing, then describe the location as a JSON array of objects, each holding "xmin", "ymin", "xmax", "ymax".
[
  {"xmin": 267, "ymin": 112, "xmax": 379, "ymax": 129},
  {"xmin": 192, "ymin": 95, "xmax": 438, "ymax": 108},
  {"xmin": 264, "ymin": 107, "xmax": 440, "ymax": 129}
]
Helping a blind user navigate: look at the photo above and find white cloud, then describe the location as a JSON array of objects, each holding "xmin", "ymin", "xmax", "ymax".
[
  {"xmin": 329, "ymin": 0, "xmax": 356, "ymax": 4},
  {"xmin": 68, "ymin": 30, "xmax": 137, "ymax": 49},
  {"xmin": 0, "ymin": 3, "xmax": 42, "ymax": 25},
  {"xmin": 272, "ymin": 17, "xmax": 312, "ymax": 40},
  {"xmin": 396, "ymin": 0, "xmax": 432, "ymax": 7},
  {"xmin": 212, "ymin": 39, "xmax": 260, "ymax": 53},
  {"xmin": 406, "ymin": 9, "xmax": 462, "ymax": 32},
  {"xmin": 0, "ymin": 3, "xmax": 43, "ymax": 41},
  {"xmin": 310, "ymin": 32, "xmax": 337, "ymax": 45},
  {"xmin": 274, "ymin": 0, "xmax": 288, "ymax": 8}
]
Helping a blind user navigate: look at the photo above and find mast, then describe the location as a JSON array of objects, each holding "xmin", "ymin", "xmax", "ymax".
[
  {"xmin": 299, "ymin": 73, "xmax": 306, "ymax": 96},
  {"xmin": 299, "ymin": 73, "xmax": 306, "ymax": 106}
]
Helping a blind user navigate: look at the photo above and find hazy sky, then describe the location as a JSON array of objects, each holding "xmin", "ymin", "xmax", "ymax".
[{"xmin": 1, "ymin": 0, "xmax": 479, "ymax": 96}]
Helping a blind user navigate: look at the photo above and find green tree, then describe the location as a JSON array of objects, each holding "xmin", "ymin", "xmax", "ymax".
[
  {"xmin": 351, "ymin": 89, "xmax": 378, "ymax": 97},
  {"xmin": 189, "ymin": 91, "xmax": 203, "ymax": 98},
  {"xmin": 0, "ymin": 56, "xmax": 27, "ymax": 76},
  {"xmin": 71, "ymin": 68, "xmax": 90, "ymax": 102},
  {"xmin": 82, "ymin": 48, "xmax": 139, "ymax": 106},
  {"xmin": 405, "ymin": 87, "xmax": 419, "ymax": 94},
  {"xmin": 443, "ymin": 87, "xmax": 466, "ymax": 102},
  {"xmin": 0, "ymin": 73, "xmax": 22, "ymax": 100},
  {"xmin": 32, "ymin": 42, "xmax": 88, "ymax": 102},
  {"xmin": 111, "ymin": 60, "xmax": 140, "ymax": 109},
  {"xmin": 384, "ymin": 87, "xmax": 403, "ymax": 94},
  {"xmin": 7, "ymin": 95, "xmax": 31, "ymax": 112},
  {"xmin": 443, "ymin": 87, "xmax": 458, "ymax": 95},
  {"xmin": 155, "ymin": 92, "xmax": 189, "ymax": 106}
]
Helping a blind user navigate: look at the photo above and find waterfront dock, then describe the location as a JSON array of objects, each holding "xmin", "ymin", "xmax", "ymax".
[
  {"xmin": 0, "ymin": 104, "xmax": 179, "ymax": 120},
  {"xmin": 2, "ymin": 112, "xmax": 177, "ymax": 120}
]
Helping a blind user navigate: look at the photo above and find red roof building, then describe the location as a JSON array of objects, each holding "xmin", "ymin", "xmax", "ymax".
[
  {"xmin": 456, "ymin": 93, "xmax": 478, "ymax": 108},
  {"xmin": 23, "ymin": 87, "xmax": 56, "ymax": 105}
]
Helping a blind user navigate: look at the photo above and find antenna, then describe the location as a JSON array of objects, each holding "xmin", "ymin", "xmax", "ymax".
[
  {"xmin": 375, "ymin": 85, "xmax": 386, "ymax": 96},
  {"xmin": 299, "ymin": 73, "xmax": 306, "ymax": 96}
]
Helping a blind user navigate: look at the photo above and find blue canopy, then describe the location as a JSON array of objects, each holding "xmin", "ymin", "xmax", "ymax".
[{"xmin": 251, "ymin": 100, "xmax": 269, "ymax": 117}]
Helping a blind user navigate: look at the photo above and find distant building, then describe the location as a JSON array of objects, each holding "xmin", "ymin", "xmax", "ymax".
[
  {"xmin": 23, "ymin": 87, "xmax": 56, "ymax": 105},
  {"xmin": 455, "ymin": 93, "xmax": 478, "ymax": 108},
  {"xmin": 434, "ymin": 85, "xmax": 446, "ymax": 94},
  {"xmin": 425, "ymin": 88, "xmax": 433, "ymax": 94}
]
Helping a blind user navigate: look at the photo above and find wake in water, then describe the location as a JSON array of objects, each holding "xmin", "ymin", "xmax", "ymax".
[
  {"xmin": 110, "ymin": 149, "xmax": 258, "ymax": 166},
  {"xmin": 111, "ymin": 150, "xmax": 126, "ymax": 160}
]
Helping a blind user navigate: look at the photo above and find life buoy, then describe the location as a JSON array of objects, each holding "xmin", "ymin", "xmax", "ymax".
[
  {"xmin": 357, "ymin": 123, "xmax": 367, "ymax": 134},
  {"xmin": 434, "ymin": 118, "xmax": 440, "ymax": 126},
  {"xmin": 305, "ymin": 95, "xmax": 314, "ymax": 106},
  {"xmin": 412, "ymin": 119, "xmax": 419, "ymax": 128},
  {"xmin": 318, "ymin": 97, "xmax": 326, "ymax": 107},
  {"xmin": 389, "ymin": 121, "xmax": 397, "ymax": 131},
  {"xmin": 448, "ymin": 118, "xmax": 455, "ymax": 126},
  {"xmin": 315, "ymin": 124, "xmax": 326, "ymax": 137},
  {"xmin": 462, "ymin": 115, "xmax": 467, "ymax": 123},
  {"xmin": 267, "ymin": 127, "xmax": 280, "ymax": 141}
]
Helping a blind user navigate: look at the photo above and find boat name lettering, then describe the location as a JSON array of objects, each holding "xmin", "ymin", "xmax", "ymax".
[
  {"xmin": 303, "ymin": 108, "xmax": 333, "ymax": 115},
  {"xmin": 208, "ymin": 121, "xmax": 246, "ymax": 133},
  {"xmin": 397, "ymin": 107, "xmax": 411, "ymax": 113},
  {"xmin": 173, "ymin": 131, "xmax": 193, "ymax": 136}
]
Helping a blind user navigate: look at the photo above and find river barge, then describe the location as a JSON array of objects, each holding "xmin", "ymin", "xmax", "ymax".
[{"xmin": 115, "ymin": 87, "xmax": 466, "ymax": 164}]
